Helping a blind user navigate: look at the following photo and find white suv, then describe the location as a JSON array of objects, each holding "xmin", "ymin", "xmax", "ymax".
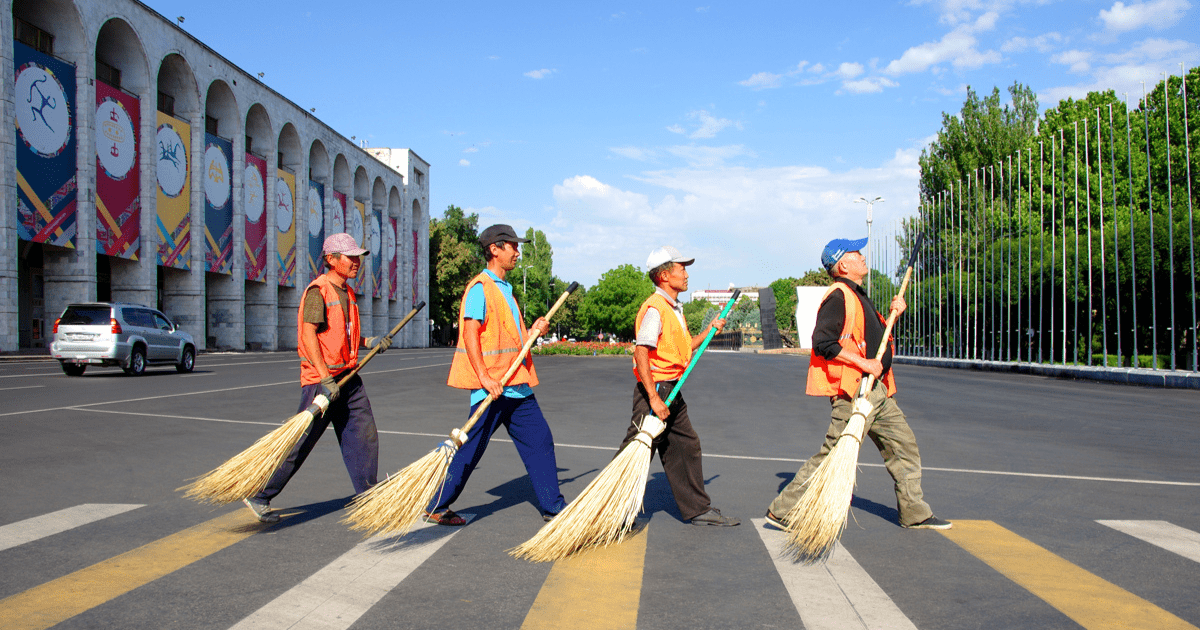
[{"xmin": 51, "ymin": 303, "xmax": 196, "ymax": 376}]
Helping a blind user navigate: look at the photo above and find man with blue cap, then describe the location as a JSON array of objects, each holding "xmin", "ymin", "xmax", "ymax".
[{"xmin": 766, "ymin": 236, "xmax": 951, "ymax": 531}]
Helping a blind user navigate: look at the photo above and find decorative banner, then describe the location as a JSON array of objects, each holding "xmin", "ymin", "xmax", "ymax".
[
  {"xmin": 243, "ymin": 152, "xmax": 267, "ymax": 281},
  {"xmin": 307, "ymin": 180, "xmax": 325, "ymax": 283},
  {"xmin": 412, "ymin": 229, "xmax": 419, "ymax": 305},
  {"xmin": 370, "ymin": 208, "xmax": 382, "ymax": 298},
  {"xmin": 276, "ymin": 169, "xmax": 296, "ymax": 287},
  {"xmin": 387, "ymin": 217, "xmax": 398, "ymax": 300},
  {"xmin": 155, "ymin": 111, "xmax": 190, "ymax": 269},
  {"xmin": 351, "ymin": 199, "xmax": 366, "ymax": 294},
  {"xmin": 203, "ymin": 133, "xmax": 233, "ymax": 274},
  {"xmin": 95, "ymin": 80, "xmax": 140, "ymax": 259},
  {"xmin": 331, "ymin": 190, "xmax": 346, "ymax": 236},
  {"xmin": 14, "ymin": 41, "xmax": 77, "ymax": 248}
]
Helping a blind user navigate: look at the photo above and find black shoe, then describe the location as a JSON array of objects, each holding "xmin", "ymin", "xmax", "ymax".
[
  {"xmin": 242, "ymin": 498, "xmax": 280, "ymax": 524},
  {"xmin": 904, "ymin": 515, "xmax": 952, "ymax": 530},
  {"xmin": 690, "ymin": 508, "xmax": 740, "ymax": 527},
  {"xmin": 542, "ymin": 512, "xmax": 558, "ymax": 522},
  {"xmin": 764, "ymin": 510, "xmax": 790, "ymax": 530}
]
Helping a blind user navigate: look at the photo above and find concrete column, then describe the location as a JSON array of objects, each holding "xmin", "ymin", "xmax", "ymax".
[{"xmin": 0, "ymin": 18, "xmax": 18, "ymax": 351}]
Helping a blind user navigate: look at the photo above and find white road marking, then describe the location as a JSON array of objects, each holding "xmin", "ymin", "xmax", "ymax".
[
  {"xmin": 1097, "ymin": 520, "xmax": 1200, "ymax": 564},
  {"xmin": 228, "ymin": 515, "xmax": 473, "ymax": 630},
  {"xmin": 752, "ymin": 518, "xmax": 919, "ymax": 630},
  {"xmin": 0, "ymin": 504, "xmax": 144, "ymax": 552},
  {"xmin": 0, "ymin": 385, "xmax": 44, "ymax": 391}
]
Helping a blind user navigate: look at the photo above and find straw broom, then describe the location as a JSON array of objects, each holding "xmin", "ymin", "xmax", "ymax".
[
  {"xmin": 781, "ymin": 233, "xmax": 927, "ymax": 562},
  {"xmin": 343, "ymin": 282, "xmax": 580, "ymax": 538},
  {"xmin": 179, "ymin": 301, "xmax": 427, "ymax": 505},
  {"xmin": 511, "ymin": 289, "xmax": 743, "ymax": 562}
]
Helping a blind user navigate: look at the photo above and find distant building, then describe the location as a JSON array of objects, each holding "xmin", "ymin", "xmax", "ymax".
[
  {"xmin": 3, "ymin": 0, "xmax": 429, "ymax": 351},
  {"xmin": 690, "ymin": 287, "xmax": 760, "ymax": 308}
]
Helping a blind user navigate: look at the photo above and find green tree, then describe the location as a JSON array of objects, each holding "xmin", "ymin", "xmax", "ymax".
[
  {"xmin": 428, "ymin": 205, "xmax": 482, "ymax": 339},
  {"xmin": 683, "ymin": 299, "xmax": 716, "ymax": 335},
  {"xmin": 549, "ymin": 276, "xmax": 589, "ymax": 339},
  {"xmin": 578, "ymin": 264, "xmax": 654, "ymax": 339},
  {"xmin": 512, "ymin": 228, "xmax": 554, "ymax": 325}
]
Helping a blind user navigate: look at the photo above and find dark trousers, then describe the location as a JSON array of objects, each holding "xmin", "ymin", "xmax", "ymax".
[
  {"xmin": 621, "ymin": 380, "xmax": 711, "ymax": 521},
  {"xmin": 429, "ymin": 395, "xmax": 566, "ymax": 515},
  {"xmin": 253, "ymin": 373, "xmax": 379, "ymax": 502}
]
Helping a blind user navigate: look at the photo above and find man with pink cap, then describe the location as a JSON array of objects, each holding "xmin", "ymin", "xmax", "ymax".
[{"xmin": 243, "ymin": 233, "xmax": 391, "ymax": 523}]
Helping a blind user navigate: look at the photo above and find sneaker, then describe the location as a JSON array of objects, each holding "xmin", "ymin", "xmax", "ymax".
[
  {"xmin": 542, "ymin": 512, "xmax": 558, "ymax": 523},
  {"xmin": 904, "ymin": 515, "xmax": 952, "ymax": 530},
  {"xmin": 243, "ymin": 498, "xmax": 280, "ymax": 524},
  {"xmin": 690, "ymin": 508, "xmax": 740, "ymax": 527},
  {"xmin": 764, "ymin": 510, "xmax": 790, "ymax": 530}
]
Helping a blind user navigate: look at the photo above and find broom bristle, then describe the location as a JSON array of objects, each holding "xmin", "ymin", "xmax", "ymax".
[
  {"xmin": 510, "ymin": 440, "xmax": 653, "ymax": 563},
  {"xmin": 179, "ymin": 410, "xmax": 314, "ymax": 505},
  {"xmin": 342, "ymin": 444, "xmax": 455, "ymax": 538},
  {"xmin": 780, "ymin": 413, "xmax": 868, "ymax": 563}
]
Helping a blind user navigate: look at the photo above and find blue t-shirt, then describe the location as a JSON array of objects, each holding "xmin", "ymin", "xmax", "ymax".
[{"xmin": 463, "ymin": 270, "xmax": 534, "ymax": 405}]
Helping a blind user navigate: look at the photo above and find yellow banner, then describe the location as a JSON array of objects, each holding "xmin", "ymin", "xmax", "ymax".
[
  {"xmin": 155, "ymin": 111, "xmax": 191, "ymax": 269},
  {"xmin": 276, "ymin": 169, "xmax": 297, "ymax": 287}
]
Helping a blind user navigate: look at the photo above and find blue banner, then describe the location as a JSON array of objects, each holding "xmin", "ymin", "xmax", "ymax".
[
  {"xmin": 307, "ymin": 180, "xmax": 325, "ymax": 283},
  {"xmin": 203, "ymin": 133, "xmax": 233, "ymax": 273},
  {"xmin": 14, "ymin": 41, "xmax": 77, "ymax": 248}
]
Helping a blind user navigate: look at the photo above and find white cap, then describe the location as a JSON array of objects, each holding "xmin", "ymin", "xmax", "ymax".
[{"xmin": 646, "ymin": 246, "xmax": 695, "ymax": 271}]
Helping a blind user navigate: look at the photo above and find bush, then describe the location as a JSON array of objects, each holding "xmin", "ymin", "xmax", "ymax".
[{"xmin": 532, "ymin": 340, "xmax": 633, "ymax": 356}]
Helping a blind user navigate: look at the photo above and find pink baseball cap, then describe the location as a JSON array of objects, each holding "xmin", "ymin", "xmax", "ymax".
[{"xmin": 322, "ymin": 232, "xmax": 369, "ymax": 256}]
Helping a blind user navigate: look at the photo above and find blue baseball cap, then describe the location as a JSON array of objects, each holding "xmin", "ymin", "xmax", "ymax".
[{"xmin": 821, "ymin": 237, "xmax": 868, "ymax": 271}]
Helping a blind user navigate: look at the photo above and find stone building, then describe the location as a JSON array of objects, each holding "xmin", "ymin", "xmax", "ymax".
[{"xmin": 3, "ymin": 0, "xmax": 430, "ymax": 352}]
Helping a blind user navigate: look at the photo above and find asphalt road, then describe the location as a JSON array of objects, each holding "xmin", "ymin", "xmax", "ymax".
[{"xmin": 1, "ymin": 349, "xmax": 1198, "ymax": 630}]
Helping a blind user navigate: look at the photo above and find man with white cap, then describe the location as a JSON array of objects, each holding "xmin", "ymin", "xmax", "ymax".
[
  {"xmin": 621, "ymin": 245, "xmax": 739, "ymax": 526},
  {"xmin": 765, "ymin": 236, "xmax": 951, "ymax": 531},
  {"xmin": 243, "ymin": 233, "xmax": 390, "ymax": 523}
]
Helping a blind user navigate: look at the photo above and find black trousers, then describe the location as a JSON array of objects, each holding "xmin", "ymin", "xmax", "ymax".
[{"xmin": 620, "ymin": 380, "xmax": 711, "ymax": 521}]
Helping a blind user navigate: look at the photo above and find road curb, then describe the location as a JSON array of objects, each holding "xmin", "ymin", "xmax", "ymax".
[{"xmin": 894, "ymin": 356, "xmax": 1200, "ymax": 390}]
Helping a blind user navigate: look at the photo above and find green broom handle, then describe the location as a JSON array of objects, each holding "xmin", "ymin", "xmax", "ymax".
[
  {"xmin": 338, "ymin": 301, "xmax": 427, "ymax": 388},
  {"xmin": 457, "ymin": 282, "xmax": 580, "ymax": 436},
  {"xmin": 857, "ymin": 232, "xmax": 925, "ymax": 398},
  {"xmin": 661, "ymin": 289, "xmax": 742, "ymax": 408}
]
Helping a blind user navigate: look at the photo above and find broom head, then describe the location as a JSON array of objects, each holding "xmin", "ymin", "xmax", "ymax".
[
  {"xmin": 179, "ymin": 394, "xmax": 330, "ymax": 504},
  {"xmin": 781, "ymin": 397, "xmax": 873, "ymax": 563},
  {"xmin": 342, "ymin": 440, "xmax": 457, "ymax": 538},
  {"xmin": 510, "ymin": 414, "xmax": 666, "ymax": 562}
]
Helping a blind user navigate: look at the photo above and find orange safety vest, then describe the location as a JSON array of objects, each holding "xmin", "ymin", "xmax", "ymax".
[
  {"xmin": 297, "ymin": 275, "xmax": 361, "ymax": 386},
  {"xmin": 446, "ymin": 272, "xmax": 539, "ymax": 390},
  {"xmin": 632, "ymin": 292, "xmax": 693, "ymax": 383},
  {"xmin": 806, "ymin": 282, "xmax": 897, "ymax": 398}
]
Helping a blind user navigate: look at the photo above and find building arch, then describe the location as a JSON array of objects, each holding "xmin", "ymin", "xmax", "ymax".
[
  {"xmin": 94, "ymin": 17, "xmax": 149, "ymax": 94},
  {"xmin": 156, "ymin": 53, "xmax": 200, "ymax": 119}
]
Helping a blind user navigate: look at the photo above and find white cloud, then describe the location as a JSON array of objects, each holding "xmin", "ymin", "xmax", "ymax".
[
  {"xmin": 665, "ymin": 144, "xmax": 753, "ymax": 168},
  {"xmin": 524, "ymin": 68, "xmax": 556, "ymax": 79},
  {"xmin": 610, "ymin": 146, "xmax": 656, "ymax": 161},
  {"xmin": 688, "ymin": 110, "xmax": 739, "ymax": 139},
  {"xmin": 1001, "ymin": 32, "xmax": 1063, "ymax": 53},
  {"xmin": 884, "ymin": 24, "xmax": 1003, "ymax": 75},
  {"xmin": 836, "ymin": 62, "xmax": 865, "ymax": 79},
  {"xmin": 666, "ymin": 124, "xmax": 686, "ymax": 134},
  {"xmin": 809, "ymin": 62, "xmax": 826, "ymax": 73},
  {"xmin": 463, "ymin": 147, "xmax": 478, "ymax": 153},
  {"xmin": 1051, "ymin": 50, "xmax": 1093, "ymax": 73},
  {"xmin": 738, "ymin": 71, "xmax": 784, "ymax": 90},
  {"xmin": 840, "ymin": 76, "xmax": 900, "ymax": 94},
  {"xmin": 1040, "ymin": 38, "xmax": 1200, "ymax": 106},
  {"xmin": 459, "ymin": 159, "xmax": 470, "ymax": 166},
  {"xmin": 1099, "ymin": 0, "xmax": 1190, "ymax": 32}
]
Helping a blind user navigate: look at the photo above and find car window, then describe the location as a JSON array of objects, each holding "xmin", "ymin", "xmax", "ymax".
[
  {"xmin": 154, "ymin": 313, "xmax": 173, "ymax": 331},
  {"xmin": 122, "ymin": 309, "xmax": 152, "ymax": 328},
  {"xmin": 60, "ymin": 306, "xmax": 111, "ymax": 326}
]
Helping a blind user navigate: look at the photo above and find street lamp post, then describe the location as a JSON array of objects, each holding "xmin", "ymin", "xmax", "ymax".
[{"xmin": 854, "ymin": 196, "xmax": 884, "ymax": 297}]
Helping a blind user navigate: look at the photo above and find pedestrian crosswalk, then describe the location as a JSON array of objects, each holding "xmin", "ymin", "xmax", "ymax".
[{"xmin": 1, "ymin": 504, "xmax": 1198, "ymax": 629}]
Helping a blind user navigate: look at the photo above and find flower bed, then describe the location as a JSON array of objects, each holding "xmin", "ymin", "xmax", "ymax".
[{"xmin": 532, "ymin": 340, "xmax": 632, "ymax": 356}]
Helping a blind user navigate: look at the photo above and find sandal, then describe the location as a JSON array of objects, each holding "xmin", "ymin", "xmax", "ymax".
[{"xmin": 423, "ymin": 509, "xmax": 466, "ymax": 526}]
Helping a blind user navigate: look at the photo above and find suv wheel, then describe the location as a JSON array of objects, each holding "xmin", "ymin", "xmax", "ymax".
[
  {"xmin": 61, "ymin": 362, "xmax": 86, "ymax": 376},
  {"xmin": 124, "ymin": 346, "xmax": 147, "ymax": 376},
  {"xmin": 176, "ymin": 346, "xmax": 195, "ymax": 373}
]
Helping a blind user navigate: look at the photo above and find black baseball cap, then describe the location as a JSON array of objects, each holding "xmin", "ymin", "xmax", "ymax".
[{"xmin": 479, "ymin": 224, "xmax": 530, "ymax": 248}]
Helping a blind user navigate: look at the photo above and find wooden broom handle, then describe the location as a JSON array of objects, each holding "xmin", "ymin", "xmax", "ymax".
[
  {"xmin": 857, "ymin": 233, "xmax": 924, "ymax": 398},
  {"xmin": 456, "ymin": 282, "xmax": 579, "ymax": 436},
  {"xmin": 337, "ymin": 301, "xmax": 426, "ymax": 388}
]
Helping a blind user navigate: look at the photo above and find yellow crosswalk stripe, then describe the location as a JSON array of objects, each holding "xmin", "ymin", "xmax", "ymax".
[
  {"xmin": 520, "ymin": 525, "xmax": 649, "ymax": 630},
  {"xmin": 941, "ymin": 520, "xmax": 1198, "ymax": 630},
  {"xmin": 0, "ymin": 510, "xmax": 264, "ymax": 630}
]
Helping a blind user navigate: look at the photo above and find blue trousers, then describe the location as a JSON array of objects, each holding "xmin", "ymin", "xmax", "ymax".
[
  {"xmin": 428, "ymin": 395, "xmax": 566, "ymax": 515},
  {"xmin": 254, "ymin": 374, "xmax": 379, "ymax": 502}
]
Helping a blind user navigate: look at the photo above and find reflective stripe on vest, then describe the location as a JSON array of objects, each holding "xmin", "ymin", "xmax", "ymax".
[
  {"xmin": 297, "ymin": 275, "xmax": 361, "ymax": 386},
  {"xmin": 805, "ymin": 282, "xmax": 896, "ymax": 397},
  {"xmin": 632, "ymin": 292, "xmax": 693, "ymax": 383},
  {"xmin": 446, "ymin": 272, "xmax": 539, "ymax": 390}
]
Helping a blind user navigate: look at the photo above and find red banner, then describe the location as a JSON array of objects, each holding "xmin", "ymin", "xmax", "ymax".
[
  {"xmin": 243, "ymin": 152, "xmax": 267, "ymax": 281},
  {"xmin": 95, "ymin": 81, "xmax": 139, "ymax": 259}
]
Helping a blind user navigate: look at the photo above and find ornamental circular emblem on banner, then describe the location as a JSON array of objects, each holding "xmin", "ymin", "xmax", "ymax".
[
  {"xmin": 95, "ymin": 98, "xmax": 136, "ymax": 180},
  {"xmin": 332, "ymin": 199, "xmax": 345, "ymax": 235},
  {"xmin": 369, "ymin": 215, "xmax": 381, "ymax": 257},
  {"xmin": 307, "ymin": 188, "xmax": 323, "ymax": 237},
  {"xmin": 244, "ymin": 165, "xmax": 265, "ymax": 223},
  {"xmin": 276, "ymin": 179, "xmax": 294, "ymax": 233},
  {"xmin": 349, "ymin": 208, "xmax": 365, "ymax": 246},
  {"xmin": 204, "ymin": 146, "xmax": 231, "ymax": 208},
  {"xmin": 385, "ymin": 221, "xmax": 396, "ymax": 262},
  {"xmin": 15, "ymin": 62, "xmax": 71, "ymax": 159},
  {"xmin": 156, "ymin": 124, "xmax": 188, "ymax": 198}
]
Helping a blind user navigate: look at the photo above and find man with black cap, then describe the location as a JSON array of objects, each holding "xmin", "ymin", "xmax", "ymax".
[
  {"xmin": 623, "ymin": 245, "xmax": 739, "ymax": 526},
  {"xmin": 429, "ymin": 224, "xmax": 566, "ymax": 526},
  {"xmin": 243, "ymin": 233, "xmax": 390, "ymax": 523},
  {"xmin": 765, "ymin": 237, "xmax": 950, "ymax": 531}
]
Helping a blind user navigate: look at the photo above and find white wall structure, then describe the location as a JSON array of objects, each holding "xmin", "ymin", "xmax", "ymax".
[
  {"xmin": 795, "ymin": 286, "xmax": 831, "ymax": 350},
  {"xmin": 4, "ymin": 0, "xmax": 429, "ymax": 351}
]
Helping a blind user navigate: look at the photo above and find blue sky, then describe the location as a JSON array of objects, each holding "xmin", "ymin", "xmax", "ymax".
[{"xmin": 144, "ymin": 0, "xmax": 1198, "ymax": 295}]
